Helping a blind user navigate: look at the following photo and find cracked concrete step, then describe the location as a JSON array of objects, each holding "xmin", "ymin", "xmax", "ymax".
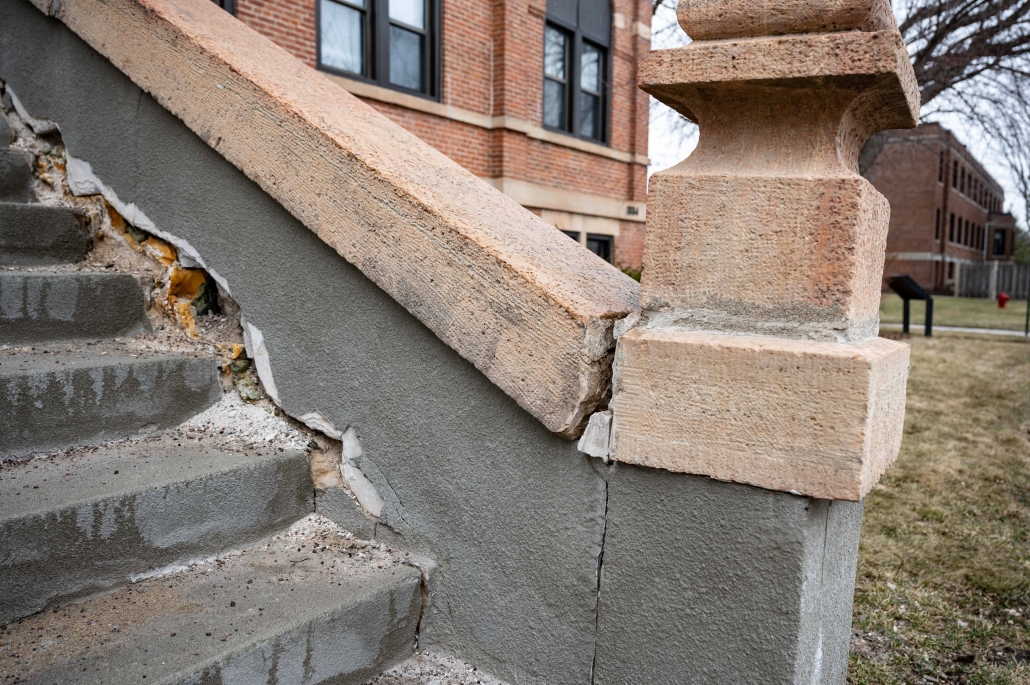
[
  {"xmin": 0, "ymin": 271, "xmax": 151, "ymax": 344},
  {"xmin": 0, "ymin": 442, "xmax": 313, "ymax": 624},
  {"xmin": 0, "ymin": 149, "xmax": 33, "ymax": 202},
  {"xmin": 0, "ymin": 349, "xmax": 222, "ymax": 458},
  {"xmin": 0, "ymin": 202, "xmax": 87, "ymax": 266},
  {"xmin": 0, "ymin": 528, "xmax": 422, "ymax": 685}
]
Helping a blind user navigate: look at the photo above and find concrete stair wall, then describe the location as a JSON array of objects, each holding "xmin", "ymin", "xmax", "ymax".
[{"xmin": 0, "ymin": 105, "xmax": 423, "ymax": 684}]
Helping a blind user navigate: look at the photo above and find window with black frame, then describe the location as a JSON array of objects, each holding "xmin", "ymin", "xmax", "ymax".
[
  {"xmin": 543, "ymin": 0, "xmax": 611, "ymax": 143},
  {"xmin": 318, "ymin": 0, "xmax": 437, "ymax": 98}
]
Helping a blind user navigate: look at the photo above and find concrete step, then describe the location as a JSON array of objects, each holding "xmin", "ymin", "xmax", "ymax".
[
  {"xmin": 0, "ymin": 524, "xmax": 422, "ymax": 685},
  {"xmin": 0, "ymin": 271, "xmax": 151, "ymax": 344},
  {"xmin": 0, "ymin": 149, "xmax": 33, "ymax": 202},
  {"xmin": 0, "ymin": 349, "xmax": 222, "ymax": 458},
  {"xmin": 0, "ymin": 202, "xmax": 87, "ymax": 266},
  {"xmin": 0, "ymin": 441, "xmax": 313, "ymax": 624}
]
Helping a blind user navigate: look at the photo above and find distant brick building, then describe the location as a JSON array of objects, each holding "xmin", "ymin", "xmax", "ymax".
[
  {"xmin": 864, "ymin": 123, "xmax": 1017, "ymax": 293},
  {"xmin": 219, "ymin": 0, "xmax": 650, "ymax": 269}
]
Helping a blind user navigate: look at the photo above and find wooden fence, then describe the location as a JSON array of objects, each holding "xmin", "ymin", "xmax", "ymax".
[{"xmin": 958, "ymin": 261, "xmax": 1030, "ymax": 300}]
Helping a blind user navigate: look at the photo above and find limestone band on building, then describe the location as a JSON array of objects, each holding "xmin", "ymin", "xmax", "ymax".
[
  {"xmin": 864, "ymin": 122, "xmax": 1018, "ymax": 294},
  {"xmin": 219, "ymin": 0, "xmax": 649, "ymax": 270}
]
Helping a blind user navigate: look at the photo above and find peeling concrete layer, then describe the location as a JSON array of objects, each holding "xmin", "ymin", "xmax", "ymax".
[{"xmin": 18, "ymin": 0, "xmax": 639, "ymax": 437}]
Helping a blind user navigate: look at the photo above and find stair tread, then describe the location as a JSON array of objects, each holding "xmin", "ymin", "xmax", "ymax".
[
  {"xmin": 0, "ymin": 439, "xmax": 305, "ymax": 522},
  {"xmin": 0, "ymin": 521, "xmax": 422, "ymax": 685},
  {"xmin": 0, "ymin": 348, "xmax": 209, "ymax": 373}
]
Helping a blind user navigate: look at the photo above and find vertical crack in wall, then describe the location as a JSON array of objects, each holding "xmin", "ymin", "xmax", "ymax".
[
  {"xmin": 403, "ymin": 561, "xmax": 431, "ymax": 654},
  {"xmin": 589, "ymin": 473, "xmax": 610, "ymax": 685},
  {"xmin": 811, "ymin": 502, "xmax": 832, "ymax": 685}
]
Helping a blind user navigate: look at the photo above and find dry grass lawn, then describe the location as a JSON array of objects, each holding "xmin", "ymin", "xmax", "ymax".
[
  {"xmin": 880, "ymin": 294, "xmax": 1030, "ymax": 332},
  {"xmin": 849, "ymin": 332, "xmax": 1030, "ymax": 684}
]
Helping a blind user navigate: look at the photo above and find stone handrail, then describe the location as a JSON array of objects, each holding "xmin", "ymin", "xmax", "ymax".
[{"xmin": 27, "ymin": 0, "xmax": 639, "ymax": 438}]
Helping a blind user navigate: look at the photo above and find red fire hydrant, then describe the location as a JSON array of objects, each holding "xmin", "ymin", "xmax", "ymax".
[{"xmin": 999, "ymin": 292, "xmax": 1010, "ymax": 308}]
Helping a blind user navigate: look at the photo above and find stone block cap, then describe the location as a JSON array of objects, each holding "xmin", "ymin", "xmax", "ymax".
[
  {"xmin": 678, "ymin": 0, "xmax": 897, "ymax": 41},
  {"xmin": 27, "ymin": 0, "xmax": 639, "ymax": 438},
  {"xmin": 610, "ymin": 329, "xmax": 910, "ymax": 501}
]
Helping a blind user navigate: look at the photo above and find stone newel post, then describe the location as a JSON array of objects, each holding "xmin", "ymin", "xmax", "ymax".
[{"xmin": 589, "ymin": 1, "xmax": 920, "ymax": 682}]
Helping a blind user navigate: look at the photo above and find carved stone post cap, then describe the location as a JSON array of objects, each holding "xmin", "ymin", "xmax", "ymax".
[
  {"xmin": 639, "ymin": 30, "xmax": 919, "ymax": 134},
  {"xmin": 678, "ymin": 0, "xmax": 896, "ymax": 41}
]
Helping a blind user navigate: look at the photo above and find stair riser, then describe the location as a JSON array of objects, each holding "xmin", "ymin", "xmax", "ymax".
[
  {"xmin": 191, "ymin": 582, "xmax": 421, "ymax": 685},
  {"xmin": 0, "ymin": 272, "xmax": 151, "ymax": 344},
  {"xmin": 7, "ymin": 571, "xmax": 421, "ymax": 685},
  {"xmin": 0, "ymin": 202, "xmax": 88, "ymax": 266},
  {"xmin": 0, "ymin": 149, "xmax": 33, "ymax": 203},
  {"xmin": 0, "ymin": 357, "xmax": 222, "ymax": 457},
  {"xmin": 0, "ymin": 453, "xmax": 313, "ymax": 624}
]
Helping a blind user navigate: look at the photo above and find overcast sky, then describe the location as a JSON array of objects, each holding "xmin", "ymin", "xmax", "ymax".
[{"xmin": 645, "ymin": 3, "xmax": 1028, "ymax": 229}]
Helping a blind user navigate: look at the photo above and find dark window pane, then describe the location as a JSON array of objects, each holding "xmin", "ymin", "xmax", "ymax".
[
  {"xmin": 561, "ymin": 230, "xmax": 580, "ymax": 242},
  {"xmin": 544, "ymin": 26, "xmax": 566, "ymax": 79},
  {"xmin": 586, "ymin": 234, "xmax": 612, "ymax": 262},
  {"xmin": 321, "ymin": 0, "xmax": 365, "ymax": 75},
  {"xmin": 544, "ymin": 78, "xmax": 566, "ymax": 129},
  {"xmin": 579, "ymin": 91, "xmax": 600, "ymax": 139},
  {"xmin": 389, "ymin": 25, "xmax": 425, "ymax": 91},
  {"xmin": 581, "ymin": 43, "xmax": 600, "ymax": 93},
  {"xmin": 389, "ymin": 0, "xmax": 424, "ymax": 29},
  {"xmin": 994, "ymin": 230, "xmax": 1005, "ymax": 255}
]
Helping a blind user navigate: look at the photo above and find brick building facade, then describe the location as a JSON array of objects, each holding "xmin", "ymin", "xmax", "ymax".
[
  {"xmin": 865, "ymin": 123, "xmax": 1017, "ymax": 293},
  {"xmin": 221, "ymin": 0, "xmax": 650, "ymax": 269}
]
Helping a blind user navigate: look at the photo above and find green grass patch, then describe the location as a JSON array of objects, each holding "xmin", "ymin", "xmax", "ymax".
[
  {"xmin": 849, "ymin": 333, "xmax": 1030, "ymax": 684},
  {"xmin": 880, "ymin": 294, "xmax": 1029, "ymax": 332}
]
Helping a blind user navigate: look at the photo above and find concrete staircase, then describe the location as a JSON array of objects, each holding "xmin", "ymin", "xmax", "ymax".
[{"xmin": 0, "ymin": 117, "xmax": 421, "ymax": 684}]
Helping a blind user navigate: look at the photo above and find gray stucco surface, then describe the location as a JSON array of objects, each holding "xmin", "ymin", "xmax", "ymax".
[
  {"xmin": 0, "ymin": 271, "xmax": 151, "ymax": 344},
  {"xmin": 0, "ymin": 4, "xmax": 866, "ymax": 681},
  {"xmin": 0, "ymin": 202, "xmax": 88, "ymax": 266},
  {"xmin": 0, "ymin": 442, "xmax": 313, "ymax": 624},
  {"xmin": 593, "ymin": 462, "xmax": 863, "ymax": 685}
]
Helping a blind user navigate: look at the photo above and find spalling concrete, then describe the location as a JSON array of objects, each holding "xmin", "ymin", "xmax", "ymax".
[
  {"xmin": 0, "ymin": 530, "xmax": 422, "ymax": 685},
  {"xmin": 0, "ymin": 108, "xmax": 12, "ymax": 145},
  {"xmin": 0, "ymin": 271, "xmax": 151, "ymax": 344},
  {"xmin": 0, "ymin": 4, "xmax": 867, "ymax": 681},
  {"xmin": 0, "ymin": 201, "xmax": 88, "ymax": 266},
  {"xmin": 0, "ymin": 348, "xmax": 222, "ymax": 458},
  {"xmin": 0, "ymin": 442, "xmax": 313, "ymax": 624}
]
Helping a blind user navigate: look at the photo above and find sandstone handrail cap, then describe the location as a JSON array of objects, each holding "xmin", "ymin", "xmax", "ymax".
[{"xmin": 678, "ymin": 0, "xmax": 896, "ymax": 41}]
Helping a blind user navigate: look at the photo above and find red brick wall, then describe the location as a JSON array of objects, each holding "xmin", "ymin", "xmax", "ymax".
[
  {"xmin": 237, "ymin": 0, "xmax": 316, "ymax": 67},
  {"xmin": 866, "ymin": 124, "xmax": 1006, "ymax": 292},
  {"xmin": 234, "ymin": 0, "xmax": 650, "ymax": 267},
  {"xmin": 615, "ymin": 220, "xmax": 644, "ymax": 270}
]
